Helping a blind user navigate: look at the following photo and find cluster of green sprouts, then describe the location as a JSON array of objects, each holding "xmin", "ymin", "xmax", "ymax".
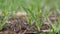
[{"xmin": 0, "ymin": 0, "xmax": 60, "ymax": 34}]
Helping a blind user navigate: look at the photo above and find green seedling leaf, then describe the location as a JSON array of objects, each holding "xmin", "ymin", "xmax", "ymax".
[{"xmin": 0, "ymin": 16, "xmax": 8, "ymax": 30}]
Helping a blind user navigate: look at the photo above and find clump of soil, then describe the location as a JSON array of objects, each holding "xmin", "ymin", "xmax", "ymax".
[{"xmin": 0, "ymin": 15, "xmax": 54, "ymax": 34}]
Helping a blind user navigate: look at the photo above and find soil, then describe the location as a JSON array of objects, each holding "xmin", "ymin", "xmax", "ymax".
[{"xmin": 0, "ymin": 14, "xmax": 58, "ymax": 34}]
